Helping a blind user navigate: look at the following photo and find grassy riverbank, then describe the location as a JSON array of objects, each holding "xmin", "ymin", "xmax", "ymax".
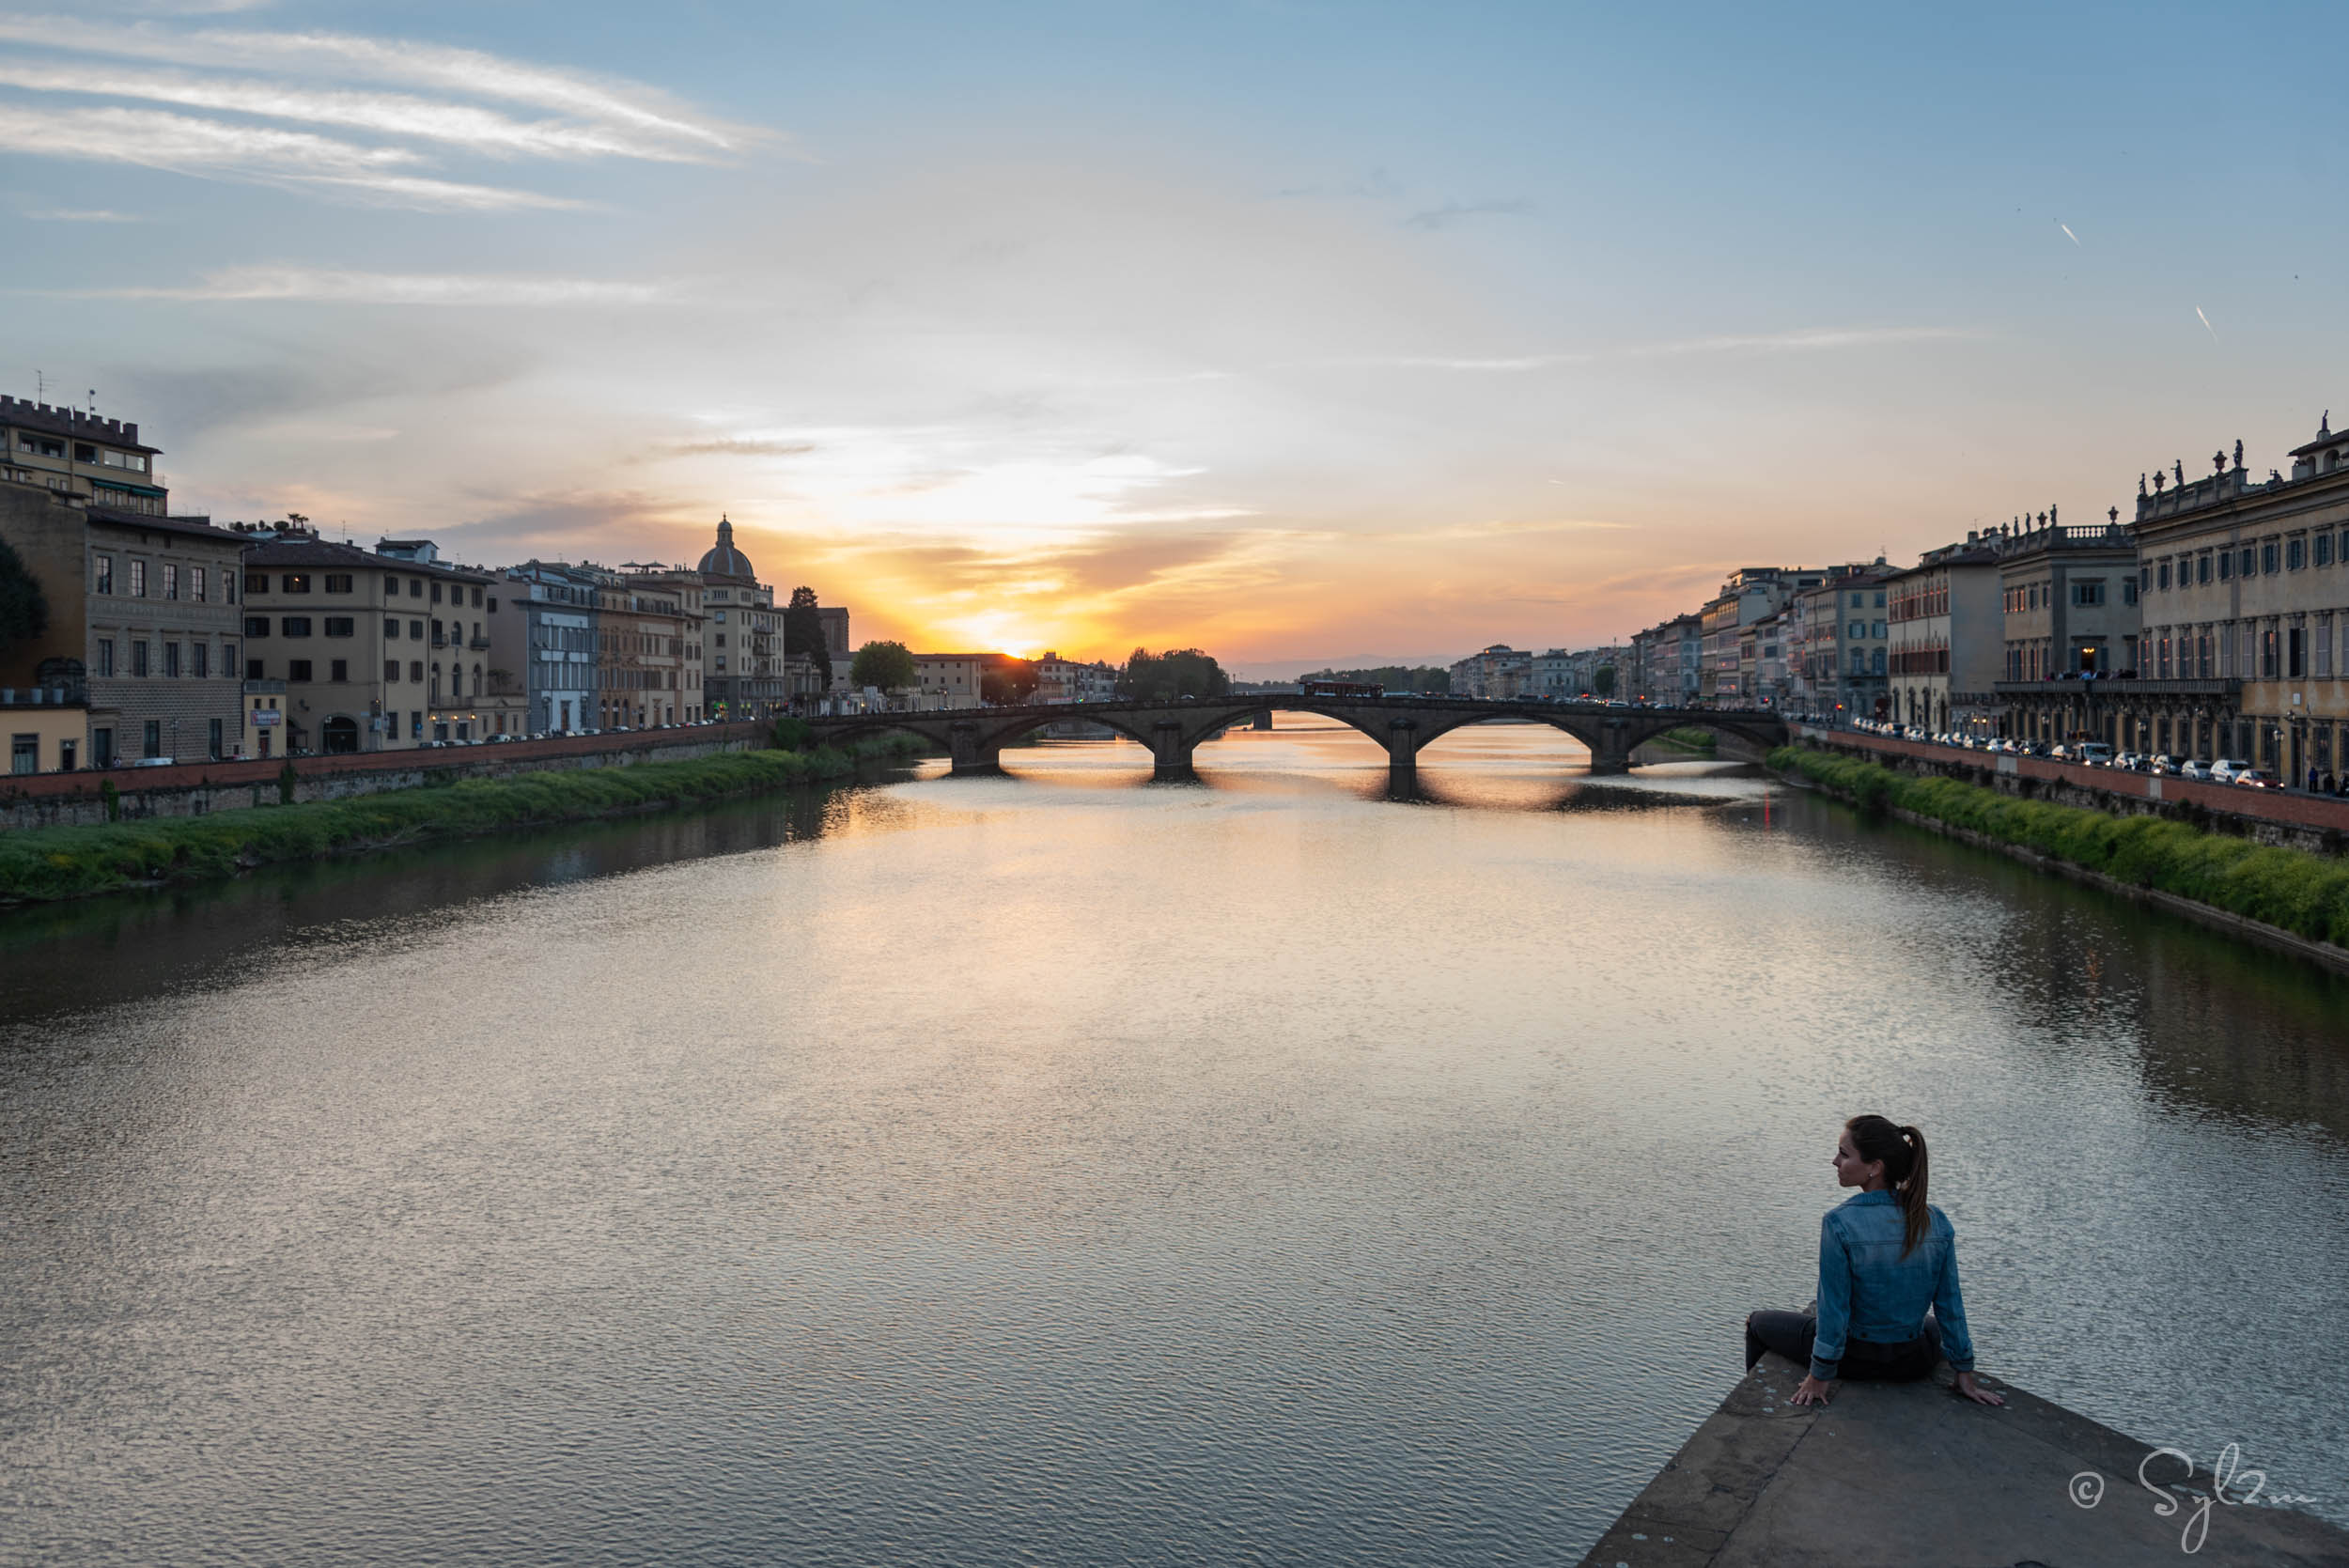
[
  {"xmin": 1650, "ymin": 726, "xmax": 1719, "ymax": 755},
  {"xmin": 1771, "ymin": 745, "xmax": 2349, "ymax": 947},
  {"xmin": 0, "ymin": 736, "xmax": 922, "ymax": 905}
]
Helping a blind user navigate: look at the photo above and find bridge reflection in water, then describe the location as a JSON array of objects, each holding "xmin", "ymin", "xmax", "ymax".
[{"xmin": 807, "ymin": 695, "xmax": 1787, "ymax": 782}]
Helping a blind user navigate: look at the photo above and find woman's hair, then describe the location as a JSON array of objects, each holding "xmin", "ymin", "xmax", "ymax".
[{"xmin": 1847, "ymin": 1114, "xmax": 1930, "ymax": 1256}]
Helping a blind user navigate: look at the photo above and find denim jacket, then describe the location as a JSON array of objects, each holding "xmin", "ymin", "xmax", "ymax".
[{"xmin": 1812, "ymin": 1189, "xmax": 1976, "ymax": 1380}]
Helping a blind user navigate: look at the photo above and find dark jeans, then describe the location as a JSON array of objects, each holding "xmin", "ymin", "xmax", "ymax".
[{"xmin": 1744, "ymin": 1309, "xmax": 1943, "ymax": 1381}]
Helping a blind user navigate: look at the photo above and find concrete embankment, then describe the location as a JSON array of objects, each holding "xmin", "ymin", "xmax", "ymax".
[{"xmin": 1581, "ymin": 1354, "xmax": 2349, "ymax": 1567}]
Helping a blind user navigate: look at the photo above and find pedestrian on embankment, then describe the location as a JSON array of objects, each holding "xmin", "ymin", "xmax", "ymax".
[{"xmin": 1744, "ymin": 1115, "xmax": 2006, "ymax": 1408}]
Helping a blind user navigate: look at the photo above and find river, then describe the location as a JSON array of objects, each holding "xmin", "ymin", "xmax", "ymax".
[{"xmin": 4, "ymin": 721, "xmax": 2345, "ymax": 1564}]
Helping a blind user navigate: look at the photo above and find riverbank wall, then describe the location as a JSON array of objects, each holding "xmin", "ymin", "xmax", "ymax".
[
  {"xmin": 1792, "ymin": 722, "xmax": 2349, "ymax": 858},
  {"xmin": 0, "ymin": 722, "xmax": 779, "ymax": 831},
  {"xmin": 1580, "ymin": 1354, "xmax": 2349, "ymax": 1566},
  {"xmin": 0, "ymin": 737, "xmax": 924, "ymax": 905},
  {"xmin": 1773, "ymin": 746, "xmax": 2349, "ymax": 975}
]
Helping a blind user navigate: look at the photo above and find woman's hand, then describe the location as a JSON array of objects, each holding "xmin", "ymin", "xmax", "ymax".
[
  {"xmin": 1790, "ymin": 1374, "xmax": 1834, "ymax": 1405},
  {"xmin": 1953, "ymin": 1371, "xmax": 2005, "ymax": 1407}
]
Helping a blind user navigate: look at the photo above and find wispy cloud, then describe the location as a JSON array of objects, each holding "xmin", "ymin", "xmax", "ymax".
[
  {"xmin": 663, "ymin": 437, "xmax": 821, "ymax": 458},
  {"xmin": 0, "ymin": 59, "xmax": 714, "ymax": 162},
  {"xmin": 0, "ymin": 102, "xmax": 576, "ymax": 208},
  {"xmin": 22, "ymin": 205, "xmax": 143, "ymax": 221},
  {"xmin": 1327, "ymin": 326, "xmax": 1973, "ymax": 373},
  {"xmin": 64, "ymin": 265, "xmax": 669, "ymax": 304},
  {"xmin": 0, "ymin": 11, "xmax": 773, "ymax": 210},
  {"xmin": 1404, "ymin": 198, "xmax": 1531, "ymax": 230}
]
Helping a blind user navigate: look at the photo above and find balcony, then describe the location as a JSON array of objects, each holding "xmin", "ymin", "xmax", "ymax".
[
  {"xmin": 469, "ymin": 635, "xmax": 490, "ymax": 650},
  {"xmin": 1995, "ymin": 677, "xmax": 2238, "ymax": 698},
  {"xmin": 0, "ymin": 680, "xmax": 86, "ymax": 706}
]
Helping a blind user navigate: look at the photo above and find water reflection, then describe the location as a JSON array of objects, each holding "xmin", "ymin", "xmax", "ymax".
[{"xmin": 2, "ymin": 725, "xmax": 2344, "ymax": 1565}]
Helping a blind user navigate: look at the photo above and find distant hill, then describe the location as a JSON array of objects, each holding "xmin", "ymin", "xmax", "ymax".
[{"xmin": 1299, "ymin": 665, "xmax": 1451, "ymax": 694}]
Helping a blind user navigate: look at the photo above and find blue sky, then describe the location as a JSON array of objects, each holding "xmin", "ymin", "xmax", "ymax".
[{"xmin": 7, "ymin": 1, "xmax": 2345, "ymax": 670}]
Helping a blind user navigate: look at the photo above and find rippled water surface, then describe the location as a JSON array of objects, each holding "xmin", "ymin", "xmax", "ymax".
[{"xmin": 5, "ymin": 722, "xmax": 2347, "ymax": 1564}]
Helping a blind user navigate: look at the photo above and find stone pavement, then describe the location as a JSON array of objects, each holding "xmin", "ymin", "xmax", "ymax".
[{"xmin": 1579, "ymin": 1354, "xmax": 2348, "ymax": 1567}]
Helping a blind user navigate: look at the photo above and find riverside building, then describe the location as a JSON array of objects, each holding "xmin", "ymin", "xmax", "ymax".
[
  {"xmin": 2126, "ymin": 421, "xmax": 2349, "ymax": 778},
  {"xmin": 1990, "ymin": 513, "xmax": 2142, "ymax": 748},
  {"xmin": 497, "ymin": 561, "xmax": 601, "ymax": 735},
  {"xmin": 0, "ymin": 483, "xmax": 244, "ymax": 768},
  {"xmin": 1886, "ymin": 536, "xmax": 2003, "ymax": 734}
]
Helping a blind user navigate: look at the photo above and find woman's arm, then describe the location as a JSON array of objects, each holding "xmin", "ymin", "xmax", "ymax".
[
  {"xmin": 1792, "ymin": 1216, "xmax": 1851, "ymax": 1405},
  {"xmin": 1937, "ymin": 1229, "xmax": 2004, "ymax": 1408}
]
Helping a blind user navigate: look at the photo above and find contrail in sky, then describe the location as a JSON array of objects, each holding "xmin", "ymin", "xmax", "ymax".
[
  {"xmin": 2058, "ymin": 222, "xmax": 2080, "ymax": 246},
  {"xmin": 2196, "ymin": 306, "xmax": 2218, "ymax": 342}
]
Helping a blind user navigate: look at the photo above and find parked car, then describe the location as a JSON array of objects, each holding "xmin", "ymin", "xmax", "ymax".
[
  {"xmin": 2148, "ymin": 753, "xmax": 2180, "ymax": 775},
  {"xmin": 2234, "ymin": 768, "xmax": 2282, "ymax": 790},
  {"xmin": 2077, "ymin": 742, "xmax": 2114, "ymax": 767},
  {"xmin": 2211, "ymin": 757, "xmax": 2255, "ymax": 784},
  {"xmin": 2177, "ymin": 758, "xmax": 2215, "ymax": 782}
]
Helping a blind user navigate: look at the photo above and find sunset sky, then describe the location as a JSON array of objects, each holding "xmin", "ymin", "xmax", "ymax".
[{"xmin": 9, "ymin": 2, "xmax": 2349, "ymax": 674}]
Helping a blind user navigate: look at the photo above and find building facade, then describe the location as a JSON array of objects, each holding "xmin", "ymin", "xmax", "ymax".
[
  {"xmin": 2122, "ymin": 422, "xmax": 2349, "ymax": 775},
  {"xmin": 912, "ymin": 653, "xmax": 987, "ymax": 708},
  {"xmin": 1886, "ymin": 536, "xmax": 2003, "ymax": 734},
  {"xmin": 1448, "ymin": 644, "xmax": 1532, "ymax": 699},
  {"xmin": 693, "ymin": 519, "xmax": 788, "ymax": 721},
  {"xmin": 1991, "ymin": 517, "xmax": 2142, "ymax": 746},
  {"xmin": 0, "ymin": 484, "xmax": 245, "ymax": 768},
  {"xmin": 1788, "ymin": 570, "xmax": 1890, "ymax": 722},
  {"xmin": 596, "ymin": 571, "xmax": 702, "ymax": 728},
  {"xmin": 498, "ymin": 561, "xmax": 600, "ymax": 735}
]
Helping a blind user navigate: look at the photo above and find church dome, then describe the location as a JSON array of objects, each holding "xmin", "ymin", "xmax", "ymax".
[{"xmin": 697, "ymin": 515, "xmax": 755, "ymax": 581}]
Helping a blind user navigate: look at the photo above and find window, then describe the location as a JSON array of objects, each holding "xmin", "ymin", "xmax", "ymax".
[
  {"xmin": 2197, "ymin": 553, "xmax": 2211, "ymax": 584},
  {"xmin": 330, "ymin": 659, "xmax": 349, "ymax": 682},
  {"xmin": 430, "ymin": 582, "xmax": 443, "ymax": 604},
  {"xmin": 223, "ymin": 572, "xmax": 236, "ymax": 605},
  {"xmin": 244, "ymin": 615, "xmax": 270, "ymax": 638},
  {"xmin": 409, "ymin": 660, "xmax": 423, "ymax": 683},
  {"xmin": 163, "ymin": 642, "xmax": 179, "ymax": 678},
  {"xmin": 246, "ymin": 658, "xmax": 264, "ymax": 680},
  {"xmin": 282, "ymin": 573, "xmax": 311, "ymax": 593},
  {"xmin": 409, "ymin": 620, "xmax": 424, "ymax": 640},
  {"xmin": 385, "ymin": 618, "xmax": 401, "ymax": 638},
  {"xmin": 486, "ymin": 596, "xmax": 497, "ymax": 613},
  {"xmin": 324, "ymin": 617, "xmax": 354, "ymax": 637},
  {"xmin": 385, "ymin": 660, "xmax": 401, "ymax": 683},
  {"xmin": 2244, "ymin": 546, "xmax": 2259, "ymax": 576},
  {"xmin": 224, "ymin": 641, "xmax": 236, "ymax": 670},
  {"xmin": 2073, "ymin": 581, "xmax": 2106, "ymax": 606},
  {"xmin": 2287, "ymin": 537, "xmax": 2306, "ymax": 571},
  {"xmin": 192, "ymin": 567, "xmax": 207, "ymax": 601},
  {"xmin": 73, "ymin": 442, "xmax": 96, "ymax": 462},
  {"xmin": 2261, "ymin": 629, "xmax": 2279, "ymax": 678},
  {"xmin": 20, "ymin": 433, "xmax": 63, "ymax": 457},
  {"xmin": 96, "ymin": 638, "xmax": 115, "ymax": 676},
  {"xmin": 2156, "ymin": 561, "xmax": 2170, "ymax": 591},
  {"xmin": 2122, "ymin": 578, "xmax": 2139, "ymax": 605},
  {"xmin": 132, "ymin": 641, "xmax": 148, "ymax": 676},
  {"xmin": 470, "ymin": 586, "xmax": 483, "ymax": 608},
  {"xmin": 2139, "ymin": 566, "xmax": 2152, "ymax": 592},
  {"xmin": 2321, "ymin": 615, "xmax": 2336, "ymax": 678},
  {"xmin": 288, "ymin": 660, "xmax": 313, "ymax": 682},
  {"xmin": 384, "ymin": 575, "xmax": 399, "ymax": 597},
  {"xmin": 281, "ymin": 616, "xmax": 313, "ymax": 637},
  {"xmin": 2289, "ymin": 627, "xmax": 2307, "ymax": 679},
  {"xmin": 129, "ymin": 558, "xmax": 147, "ymax": 597},
  {"xmin": 92, "ymin": 727, "xmax": 114, "ymax": 768},
  {"xmin": 2320, "ymin": 534, "xmax": 2337, "ymax": 567},
  {"xmin": 209, "ymin": 718, "xmax": 223, "ymax": 760},
  {"xmin": 142, "ymin": 720, "xmax": 161, "ymax": 759},
  {"xmin": 163, "ymin": 563, "xmax": 179, "ymax": 599},
  {"xmin": 325, "ymin": 573, "xmax": 354, "ymax": 594},
  {"xmin": 94, "ymin": 553, "xmax": 113, "ymax": 593},
  {"xmin": 192, "ymin": 643, "xmax": 208, "ymax": 678},
  {"xmin": 411, "ymin": 711, "xmax": 423, "ymax": 739},
  {"xmin": 2217, "ymin": 551, "xmax": 2232, "ymax": 582},
  {"xmin": 245, "ymin": 570, "xmax": 269, "ymax": 594},
  {"xmin": 409, "ymin": 579, "xmax": 423, "ymax": 598}
]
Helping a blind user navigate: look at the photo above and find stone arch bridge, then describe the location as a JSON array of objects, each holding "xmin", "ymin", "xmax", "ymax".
[{"xmin": 806, "ymin": 696, "xmax": 1786, "ymax": 782}]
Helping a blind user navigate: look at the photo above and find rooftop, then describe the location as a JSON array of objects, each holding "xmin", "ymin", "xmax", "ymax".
[{"xmin": 0, "ymin": 396, "xmax": 158, "ymax": 455}]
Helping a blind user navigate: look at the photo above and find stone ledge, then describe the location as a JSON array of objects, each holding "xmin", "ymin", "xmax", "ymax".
[{"xmin": 1579, "ymin": 1355, "xmax": 2349, "ymax": 1567}]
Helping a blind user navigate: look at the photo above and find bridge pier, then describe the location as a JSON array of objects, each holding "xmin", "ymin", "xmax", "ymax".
[
  {"xmin": 1384, "ymin": 717, "xmax": 1422, "ymax": 788},
  {"xmin": 1148, "ymin": 720, "xmax": 1196, "ymax": 782},
  {"xmin": 1252, "ymin": 709, "xmax": 1273, "ymax": 731},
  {"xmin": 1588, "ymin": 717, "xmax": 1633, "ymax": 776},
  {"xmin": 946, "ymin": 722, "xmax": 1002, "ymax": 777}
]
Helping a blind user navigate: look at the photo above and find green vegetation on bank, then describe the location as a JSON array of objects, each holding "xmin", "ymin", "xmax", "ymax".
[
  {"xmin": 0, "ymin": 735, "xmax": 922, "ymax": 905},
  {"xmin": 1771, "ymin": 746, "xmax": 2349, "ymax": 948},
  {"xmin": 1653, "ymin": 726, "xmax": 1719, "ymax": 754}
]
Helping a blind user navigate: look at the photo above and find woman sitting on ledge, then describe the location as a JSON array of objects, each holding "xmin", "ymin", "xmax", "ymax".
[{"xmin": 1745, "ymin": 1115, "xmax": 2006, "ymax": 1408}]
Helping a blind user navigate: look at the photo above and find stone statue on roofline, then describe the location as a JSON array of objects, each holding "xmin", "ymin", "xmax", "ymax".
[
  {"xmin": 2173, "ymin": 458, "xmax": 2186, "ymax": 487},
  {"xmin": 2139, "ymin": 473, "xmax": 2147, "ymax": 497},
  {"xmin": 2049, "ymin": 503, "xmax": 2058, "ymax": 526},
  {"xmin": 2233, "ymin": 439, "xmax": 2245, "ymax": 470}
]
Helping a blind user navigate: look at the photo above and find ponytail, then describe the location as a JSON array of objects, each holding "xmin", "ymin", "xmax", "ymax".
[{"xmin": 1846, "ymin": 1115, "xmax": 1932, "ymax": 1257}]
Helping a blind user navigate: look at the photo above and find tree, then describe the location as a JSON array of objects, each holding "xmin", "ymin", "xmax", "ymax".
[
  {"xmin": 1116, "ymin": 647, "xmax": 1229, "ymax": 700},
  {"xmin": 1302, "ymin": 664, "xmax": 1449, "ymax": 694},
  {"xmin": 849, "ymin": 639, "xmax": 916, "ymax": 691},
  {"xmin": 1594, "ymin": 664, "xmax": 1616, "ymax": 698},
  {"xmin": 980, "ymin": 654, "xmax": 1038, "ymax": 706},
  {"xmin": 0, "ymin": 536, "xmax": 50, "ymax": 662},
  {"xmin": 784, "ymin": 586, "xmax": 832, "ymax": 688}
]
